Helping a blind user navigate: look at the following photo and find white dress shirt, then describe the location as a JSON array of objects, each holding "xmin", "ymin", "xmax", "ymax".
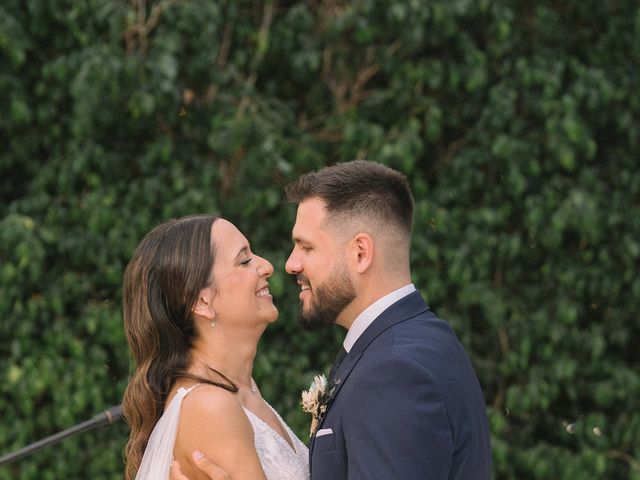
[{"xmin": 343, "ymin": 283, "xmax": 416, "ymax": 353}]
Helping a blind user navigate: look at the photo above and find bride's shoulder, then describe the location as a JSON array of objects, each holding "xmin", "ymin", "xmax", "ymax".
[
  {"xmin": 181, "ymin": 383, "xmax": 243, "ymax": 418},
  {"xmin": 178, "ymin": 383, "xmax": 253, "ymax": 439},
  {"xmin": 174, "ymin": 383, "xmax": 262, "ymax": 474}
]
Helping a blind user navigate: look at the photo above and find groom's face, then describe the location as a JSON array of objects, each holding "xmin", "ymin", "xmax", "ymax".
[{"xmin": 286, "ymin": 198, "xmax": 356, "ymax": 329}]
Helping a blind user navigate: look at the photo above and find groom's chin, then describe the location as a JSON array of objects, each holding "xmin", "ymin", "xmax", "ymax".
[
  {"xmin": 298, "ymin": 314, "xmax": 322, "ymax": 331},
  {"xmin": 298, "ymin": 310, "xmax": 331, "ymax": 331}
]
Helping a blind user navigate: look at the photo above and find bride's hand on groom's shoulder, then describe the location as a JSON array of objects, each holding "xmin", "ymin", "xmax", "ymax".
[{"xmin": 170, "ymin": 451, "xmax": 231, "ymax": 480}]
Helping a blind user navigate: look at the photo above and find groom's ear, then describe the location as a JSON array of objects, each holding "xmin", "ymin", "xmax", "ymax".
[
  {"xmin": 351, "ymin": 232, "xmax": 374, "ymax": 274},
  {"xmin": 192, "ymin": 287, "xmax": 215, "ymax": 320}
]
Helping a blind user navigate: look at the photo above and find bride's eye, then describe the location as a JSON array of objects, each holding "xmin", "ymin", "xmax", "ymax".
[{"xmin": 240, "ymin": 258, "xmax": 253, "ymax": 266}]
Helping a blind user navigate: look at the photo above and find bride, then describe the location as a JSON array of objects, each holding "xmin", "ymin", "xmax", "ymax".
[{"xmin": 122, "ymin": 214, "xmax": 309, "ymax": 480}]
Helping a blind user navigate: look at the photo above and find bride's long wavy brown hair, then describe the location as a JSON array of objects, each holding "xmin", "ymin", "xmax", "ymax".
[{"xmin": 122, "ymin": 214, "xmax": 237, "ymax": 480}]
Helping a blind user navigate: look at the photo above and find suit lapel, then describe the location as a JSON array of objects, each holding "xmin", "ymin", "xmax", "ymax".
[
  {"xmin": 348, "ymin": 291, "xmax": 428, "ymax": 359},
  {"xmin": 310, "ymin": 291, "xmax": 429, "ymax": 454}
]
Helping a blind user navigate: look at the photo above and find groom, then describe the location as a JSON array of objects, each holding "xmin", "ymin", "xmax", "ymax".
[{"xmin": 174, "ymin": 160, "xmax": 492, "ymax": 479}]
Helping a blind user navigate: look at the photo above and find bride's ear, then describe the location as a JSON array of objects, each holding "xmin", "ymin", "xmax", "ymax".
[{"xmin": 192, "ymin": 287, "xmax": 215, "ymax": 320}]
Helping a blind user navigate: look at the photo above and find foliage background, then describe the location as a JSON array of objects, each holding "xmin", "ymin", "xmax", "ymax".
[{"xmin": 1, "ymin": 0, "xmax": 638, "ymax": 478}]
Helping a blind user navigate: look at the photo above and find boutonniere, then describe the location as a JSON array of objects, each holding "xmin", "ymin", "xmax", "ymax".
[{"xmin": 301, "ymin": 374, "xmax": 338, "ymax": 437}]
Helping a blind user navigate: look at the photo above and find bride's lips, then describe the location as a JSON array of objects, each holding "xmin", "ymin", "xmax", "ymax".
[{"xmin": 256, "ymin": 285, "xmax": 272, "ymax": 299}]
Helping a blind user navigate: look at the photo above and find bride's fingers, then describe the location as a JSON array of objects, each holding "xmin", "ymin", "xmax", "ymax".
[{"xmin": 192, "ymin": 451, "xmax": 232, "ymax": 480}]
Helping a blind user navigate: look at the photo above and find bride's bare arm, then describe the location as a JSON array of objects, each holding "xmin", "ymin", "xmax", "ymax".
[{"xmin": 173, "ymin": 385, "xmax": 266, "ymax": 480}]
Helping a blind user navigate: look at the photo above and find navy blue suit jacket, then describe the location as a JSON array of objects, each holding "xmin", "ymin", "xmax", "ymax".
[{"xmin": 309, "ymin": 291, "xmax": 491, "ymax": 479}]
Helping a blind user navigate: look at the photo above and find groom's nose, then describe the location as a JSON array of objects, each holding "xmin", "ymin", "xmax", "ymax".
[{"xmin": 285, "ymin": 250, "xmax": 301, "ymax": 275}]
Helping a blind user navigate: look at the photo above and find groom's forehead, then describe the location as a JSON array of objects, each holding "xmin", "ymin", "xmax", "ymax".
[
  {"xmin": 297, "ymin": 197, "xmax": 328, "ymax": 219},
  {"xmin": 293, "ymin": 199, "xmax": 328, "ymax": 232}
]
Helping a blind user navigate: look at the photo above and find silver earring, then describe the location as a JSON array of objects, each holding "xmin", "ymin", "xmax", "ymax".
[{"xmin": 210, "ymin": 319, "xmax": 215, "ymax": 328}]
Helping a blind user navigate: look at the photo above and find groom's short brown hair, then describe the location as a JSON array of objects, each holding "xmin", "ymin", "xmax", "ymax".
[{"xmin": 285, "ymin": 160, "xmax": 414, "ymax": 238}]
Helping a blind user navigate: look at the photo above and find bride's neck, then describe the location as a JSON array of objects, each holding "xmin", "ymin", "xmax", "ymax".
[{"xmin": 190, "ymin": 330, "xmax": 258, "ymax": 389}]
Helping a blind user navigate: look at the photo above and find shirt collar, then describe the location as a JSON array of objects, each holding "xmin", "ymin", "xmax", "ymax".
[{"xmin": 343, "ymin": 283, "xmax": 416, "ymax": 353}]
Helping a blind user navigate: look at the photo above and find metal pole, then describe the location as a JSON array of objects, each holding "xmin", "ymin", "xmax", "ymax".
[{"xmin": 0, "ymin": 405, "xmax": 122, "ymax": 466}]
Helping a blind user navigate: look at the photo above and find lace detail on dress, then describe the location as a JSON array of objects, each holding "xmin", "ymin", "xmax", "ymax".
[{"xmin": 243, "ymin": 404, "xmax": 310, "ymax": 480}]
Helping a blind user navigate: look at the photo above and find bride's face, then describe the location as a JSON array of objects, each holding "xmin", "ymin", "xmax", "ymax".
[{"xmin": 207, "ymin": 219, "xmax": 278, "ymax": 326}]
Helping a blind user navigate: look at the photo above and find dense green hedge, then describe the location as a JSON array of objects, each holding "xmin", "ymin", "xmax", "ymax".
[{"xmin": 1, "ymin": 1, "xmax": 639, "ymax": 478}]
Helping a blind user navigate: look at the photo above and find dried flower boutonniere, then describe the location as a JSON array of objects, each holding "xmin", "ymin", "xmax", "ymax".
[{"xmin": 301, "ymin": 374, "xmax": 337, "ymax": 437}]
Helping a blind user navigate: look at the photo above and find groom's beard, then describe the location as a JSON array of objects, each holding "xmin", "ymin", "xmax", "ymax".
[{"xmin": 297, "ymin": 262, "xmax": 356, "ymax": 331}]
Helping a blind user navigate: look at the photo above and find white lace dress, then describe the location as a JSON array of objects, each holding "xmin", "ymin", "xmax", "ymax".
[{"xmin": 135, "ymin": 385, "xmax": 309, "ymax": 480}]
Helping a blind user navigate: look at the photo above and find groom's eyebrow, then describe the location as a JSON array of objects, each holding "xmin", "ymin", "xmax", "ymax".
[
  {"xmin": 292, "ymin": 232, "xmax": 310, "ymax": 244},
  {"xmin": 292, "ymin": 236, "xmax": 309, "ymax": 246}
]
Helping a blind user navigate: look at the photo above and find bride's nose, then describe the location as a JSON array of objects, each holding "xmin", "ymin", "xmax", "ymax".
[{"xmin": 257, "ymin": 256, "xmax": 274, "ymax": 277}]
